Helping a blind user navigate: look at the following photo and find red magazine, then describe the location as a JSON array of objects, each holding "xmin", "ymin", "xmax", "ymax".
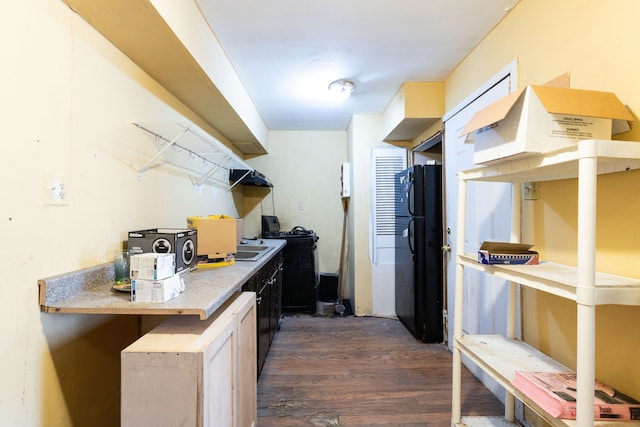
[{"xmin": 512, "ymin": 371, "xmax": 640, "ymax": 421}]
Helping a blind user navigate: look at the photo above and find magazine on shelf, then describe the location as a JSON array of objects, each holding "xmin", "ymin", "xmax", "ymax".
[{"xmin": 512, "ymin": 371, "xmax": 640, "ymax": 421}]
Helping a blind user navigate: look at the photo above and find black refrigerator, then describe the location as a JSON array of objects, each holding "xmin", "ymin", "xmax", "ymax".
[{"xmin": 395, "ymin": 164, "xmax": 443, "ymax": 343}]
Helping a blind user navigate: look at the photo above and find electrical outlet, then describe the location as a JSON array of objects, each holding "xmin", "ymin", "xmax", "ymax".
[
  {"xmin": 43, "ymin": 175, "xmax": 69, "ymax": 205},
  {"xmin": 297, "ymin": 201, "xmax": 304, "ymax": 211}
]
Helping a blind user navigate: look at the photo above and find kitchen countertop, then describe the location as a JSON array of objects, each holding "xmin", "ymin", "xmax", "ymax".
[{"xmin": 38, "ymin": 239, "xmax": 286, "ymax": 320}]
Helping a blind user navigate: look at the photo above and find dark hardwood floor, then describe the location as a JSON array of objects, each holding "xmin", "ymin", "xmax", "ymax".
[{"xmin": 257, "ymin": 315, "xmax": 504, "ymax": 426}]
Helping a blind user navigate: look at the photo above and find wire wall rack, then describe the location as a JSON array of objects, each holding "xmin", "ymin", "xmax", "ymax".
[{"xmin": 133, "ymin": 122, "xmax": 253, "ymax": 190}]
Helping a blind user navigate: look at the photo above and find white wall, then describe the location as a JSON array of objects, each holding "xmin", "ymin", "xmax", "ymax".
[{"xmin": 0, "ymin": 1, "xmax": 239, "ymax": 425}]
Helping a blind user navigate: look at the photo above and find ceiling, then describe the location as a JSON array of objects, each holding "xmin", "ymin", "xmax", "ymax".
[
  {"xmin": 195, "ymin": 0, "xmax": 520, "ymax": 132},
  {"xmin": 62, "ymin": 0, "xmax": 519, "ymax": 154}
]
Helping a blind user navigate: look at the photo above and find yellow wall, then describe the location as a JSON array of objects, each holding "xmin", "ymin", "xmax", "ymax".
[
  {"xmin": 1, "ymin": 1, "xmax": 241, "ymax": 424},
  {"xmin": 7, "ymin": 0, "xmax": 640, "ymax": 425},
  {"xmin": 347, "ymin": 114, "xmax": 392, "ymax": 315},
  {"xmin": 348, "ymin": 115, "xmax": 375, "ymax": 314},
  {"xmin": 447, "ymin": 0, "xmax": 640, "ymax": 406},
  {"xmin": 244, "ymin": 131, "xmax": 347, "ymax": 275}
]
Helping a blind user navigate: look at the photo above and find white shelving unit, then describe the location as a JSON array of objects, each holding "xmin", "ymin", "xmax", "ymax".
[
  {"xmin": 133, "ymin": 122, "xmax": 256, "ymax": 190},
  {"xmin": 451, "ymin": 139, "xmax": 640, "ymax": 427}
]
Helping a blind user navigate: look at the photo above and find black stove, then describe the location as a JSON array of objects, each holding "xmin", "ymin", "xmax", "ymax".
[
  {"xmin": 264, "ymin": 227, "xmax": 317, "ymax": 239},
  {"xmin": 261, "ymin": 215, "xmax": 318, "ymax": 313},
  {"xmin": 262, "ymin": 215, "xmax": 317, "ymax": 239}
]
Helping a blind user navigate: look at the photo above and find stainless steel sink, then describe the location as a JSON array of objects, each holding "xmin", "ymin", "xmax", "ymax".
[
  {"xmin": 235, "ymin": 251, "xmax": 260, "ymax": 259},
  {"xmin": 237, "ymin": 245, "xmax": 269, "ymax": 252},
  {"xmin": 235, "ymin": 244, "xmax": 273, "ymax": 261}
]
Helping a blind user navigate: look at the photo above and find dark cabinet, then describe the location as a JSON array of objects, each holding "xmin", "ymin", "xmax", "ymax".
[
  {"xmin": 269, "ymin": 264, "xmax": 282, "ymax": 344},
  {"xmin": 242, "ymin": 250, "xmax": 283, "ymax": 377},
  {"xmin": 256, "ymin": 278, "xmax": 270, "ymax": 374}
]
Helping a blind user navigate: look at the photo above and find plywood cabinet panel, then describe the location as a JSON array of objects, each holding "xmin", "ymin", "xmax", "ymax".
[
  {"xmin": 202, "ymin": 318, "xmax": 235, "ymax": 427},
  {"xmin": 121, "ymin": 292, "xmax": 256, "ymax": 427},
  {"xmin": 233, "ymin": 292, "xmax": 257, "ymax": 427}
]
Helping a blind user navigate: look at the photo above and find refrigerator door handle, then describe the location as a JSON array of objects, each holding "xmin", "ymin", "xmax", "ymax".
[
  {"xmin": 407, "ymin": 178, "xmax": 415, "ymax": 216},
  {"xmin": 407, "ymin": 218, "xmax": 415, "ymax": 256}
]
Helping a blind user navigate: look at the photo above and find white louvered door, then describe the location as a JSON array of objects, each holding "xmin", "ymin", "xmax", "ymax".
[{"xmin": 370, "ymin": 147, "xmax": 407, "ymax": 316}]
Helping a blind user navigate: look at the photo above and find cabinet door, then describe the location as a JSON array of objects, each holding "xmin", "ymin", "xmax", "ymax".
[
  {"xmin": 269, "ymin": 267, "xmax": 280, "ymax": 344},
  {"xmin": 257, "ymin": 282, "xmax": 270, "ymax": 376},
  {"xmin": 202, "ymin": 317, "xmax": 235, "ymax": 427},
  {"xmin": 275, "ymin": 256, "xmax": 283, "ymax": 321},
  {"xmin": 121, "ymin": 351, "xmax": 200, "ymax": 426},
  {"xmin": 233, "ymin": 293, "xmax": 257, "ymax": 427}
]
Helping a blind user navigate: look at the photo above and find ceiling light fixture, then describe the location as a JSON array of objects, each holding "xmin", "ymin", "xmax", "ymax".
[{"xmin": 328, "ymin": 79, "xmax": 355, "ymax": 98}]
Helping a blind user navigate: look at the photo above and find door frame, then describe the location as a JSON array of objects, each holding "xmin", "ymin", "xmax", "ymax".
[
  {"xmin": 442, "ymin": 60, "xmax": 518, "ymax": 123},
  {"xmin": 441, "ymin": 59, "xmax": 518, "ymax": 347}
]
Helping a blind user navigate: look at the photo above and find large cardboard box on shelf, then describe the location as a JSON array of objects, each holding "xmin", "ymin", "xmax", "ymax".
[
  {"xmin": 187, "ymin": 215, "xmax": 239, "ymax": 258},
  {"xmin": 478, "ymin": 241, "xmax": 539, "ymax": 265},
  {"xmin": 461, "ymin": 85, "xmax": 635, "ymax": 165}
]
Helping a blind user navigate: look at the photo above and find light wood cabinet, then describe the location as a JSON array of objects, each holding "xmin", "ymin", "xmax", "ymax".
[
  {"xmin": 234, "ymin": 292, "xmax": 258, "ymax": 427},
  {"xmin": 121, "ymin": 292, "xmax": 257, "ymax": 427}
]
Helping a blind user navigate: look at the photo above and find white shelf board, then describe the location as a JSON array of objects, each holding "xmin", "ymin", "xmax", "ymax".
[
  {"xmin": 456, "ymin": 335, "xmax": 640, "ymax": 427},
  {"xmin": 459, "ymin": 254, "xmax": 640, "ymax": 306},
  {"xmin": 456, "ymin": 416, "xmax": 520, "ymax": 426},
  {"xmin": 456, "ymin": 416, "xmax": 640, "ymax": 427},
  {"xmin": 560, "ymin": 421, "xmax": 640, "ymax": 427},
  {"xmin": 460, "ymin": 139, "xmax": 640, "ymax": 183},
  {"xmin": 456, "ymin": 335, "xmax": 571, "ymax": 387},
  {"xmin": 457, "ymin": 335, "xmax": 570, "ymax": 427}
]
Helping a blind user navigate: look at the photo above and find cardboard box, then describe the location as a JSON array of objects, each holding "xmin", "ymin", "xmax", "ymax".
[
  {"xmin": 127, "ymin": 228, "xmax": 197, "ymax": 273},
  {"xmin": 130, "ymin": 253, "xmax": 175, "ymax": 280},
  {"xmin": 236, "ymin": 219, "xmax": 244, "ymax": 241},
  {"xmin": 461, "ymin": 85, "xmax": 635, "ymax": 164},
  {"xmin": 478, "ymin": 241, "xmax": 539, "ymax": 265},
  {"xmin": 187, "ymin": 215, "xmax": 238, "ymax": 258},
  {"xmin": 512, "ymin": 371, "xmax": 640, "ymax": 421},
  {"xmin": 131, "ymin": 273, "xmax": 184, "ymax": 303}
]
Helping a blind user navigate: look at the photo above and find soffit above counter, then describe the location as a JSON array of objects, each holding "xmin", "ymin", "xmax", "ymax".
[
  {"xmin": 62, "ymin": 0, "xmax": 269, "ymax": 155},
  {"xmin": 382, "ymin": 82, "xmax": 445, "ymax": 143}
]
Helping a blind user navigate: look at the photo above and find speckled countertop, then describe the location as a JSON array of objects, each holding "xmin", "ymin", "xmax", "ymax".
[{"xmin": 38, "ymin": 239, "xmax": 286, "ymax": 320}]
